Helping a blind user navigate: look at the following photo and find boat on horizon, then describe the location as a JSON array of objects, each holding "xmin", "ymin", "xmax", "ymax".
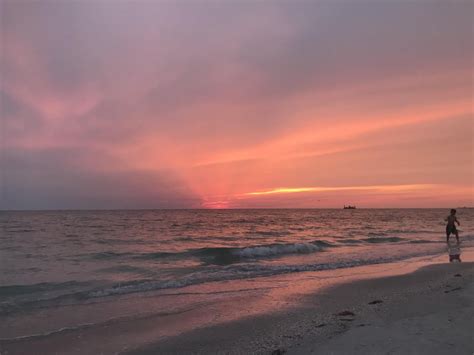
[{"xmin": 343, "ymin": 205, "xmax": 356, "ymax": 209}]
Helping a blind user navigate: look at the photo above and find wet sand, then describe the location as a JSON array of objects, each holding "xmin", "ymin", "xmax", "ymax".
[
  {"xmin": 126, "ymin": 257, "xmax": 473, "ymax": 354},
  {"xmin": 2, "ymin": 250, "xmax": 473, "ymax": 355}
]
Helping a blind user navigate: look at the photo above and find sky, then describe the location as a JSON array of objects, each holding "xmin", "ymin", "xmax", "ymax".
[{"xmin": 1, "ymin": 0, "xmax": 473, "ymax": 209}]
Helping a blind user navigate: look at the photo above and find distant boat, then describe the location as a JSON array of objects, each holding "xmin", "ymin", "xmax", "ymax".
[{"xmin": 343, "ymin": 205, "xmax": 356, "ymax": 209}]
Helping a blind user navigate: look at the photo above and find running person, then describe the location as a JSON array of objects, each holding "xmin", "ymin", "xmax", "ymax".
[{"xmin": 445, "ymin": 209, "xmax": 460, "ymax": 244}]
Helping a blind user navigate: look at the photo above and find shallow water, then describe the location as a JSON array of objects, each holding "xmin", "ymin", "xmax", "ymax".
[{"xmin": 1, "ymin": 209, "xmax": 473, "ymax": 312}]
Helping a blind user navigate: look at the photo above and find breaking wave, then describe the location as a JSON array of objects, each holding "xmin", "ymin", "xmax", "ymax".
[
  {"xmin": 85, "ymin": 240, "xmax": 334, "ymax": 265},
  {"xmin": 72, "ymin": 248, "xmax": 447, "ymax": 299}
]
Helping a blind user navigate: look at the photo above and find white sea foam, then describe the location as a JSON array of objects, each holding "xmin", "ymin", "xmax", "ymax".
[{"xmin": 235, "ymin": 243, "xmax": 323, "ymax": 258}]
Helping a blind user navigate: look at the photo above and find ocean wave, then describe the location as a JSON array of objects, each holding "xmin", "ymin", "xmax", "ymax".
[
  {"xmin": 87, "ymin": 251, "xmax": 134, "ymax": 259},
  {"xmin": 367, "ymin": 232, "xmax": 388, "ymax": 237},
  {"xmin": 228, "ymin": 218, "xmax": 257, "ymax": 223},
  {"xmin": 0, "ymin": 281, "xmax": 91, "ymax": 299},
  {"xmin": 2, "ymin": 244, "xmax": 458, "ymax": 314},
  {"xmin": 386, "ymin": 229, "xmax": 437, "ymax": 234},
  {"xmin": 461, "ymin": 234, "xmax": 474, "ymax": 241},
  {"xmin": 237, "ymin": 243, "xmax": 323, "ymax": 258},
  {"xmin": 4, "ymin": 228, "xmax": 36, "ymax": 233},
  {"xmin": 95, "ymin": 238, "xmax": 147, "ymax": 245},
  {"xmin": 131, "ymin": 251, "xmax": 179, "ymax": 260},
  {"xmin": 339, "ymin": 237, "xmax": 444, "ymax": 245},
  {"xmin": 196, "ymin": 240, "xmax": 333, "ymax": 265},
  {"xmin": 81, "ymin": 234, "xmax": 474, "ymax": 264},
  {"xmin": 174, "ymin": 236, "xmax": 195, "ymax": 242},
  {"xmin": 338, "ymin": 239, "xmax": 363, "ymax": 244},
  {"xmin": 83, "ymin": 248, "xmax": 445, "ymax": 299},
  {"xmin": 362, "ymin": 236, "xmax": 407, "ymax": 243},
  {"xmin": 407, "ymin": 239, "xmax": 442, "ymax": 244},
  {"xmin": 84, "ymin": 240, "xmax": 334, "ymax": 264},
  {"xmin": 341, "ymin": 235, "xmax": 474, "ymax": 245},
  {"xmin": 97, "ymin": 265, "xmax": 154, "ymax": 275}
]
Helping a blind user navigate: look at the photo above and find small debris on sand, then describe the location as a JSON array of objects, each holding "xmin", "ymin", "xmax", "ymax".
[
  {"xmin": 454, "ymin": 274, "xmax": 462, "ymax": 277},
  {"xmin": 336, "ymin": 311, "xmax": 355, "ymax": 317},
  {"xmin": 368, "ymin": 300, "xmax": 383, "ymax": 305},
  {"xmin": 444, "ymin": 287, "xmax": 462, "ymax": 293},
  {"xmin": 315, "ymin": 323, "xmax": 326, "ymax": 328},
  {"xmin": 271, "ymin": 348, "xmax": 286, "ymax": 355}
]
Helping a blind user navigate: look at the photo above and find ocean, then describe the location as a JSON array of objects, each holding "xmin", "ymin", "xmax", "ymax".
[{"xmin": 1, "ymin": 208, "xmax": 473, "ymax": 317}]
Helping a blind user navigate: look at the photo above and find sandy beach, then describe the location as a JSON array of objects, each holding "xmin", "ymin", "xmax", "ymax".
[
  {"xmin": 128, "ymin": 253, "xmax": 474, "ymax": 355},
  {"xmin": 3, "ymin": 248, "xmax": 472, "ymax": 355},
  {"xmin": 291, "ymin": 261, "xmax": 474, "ymax": 355}
]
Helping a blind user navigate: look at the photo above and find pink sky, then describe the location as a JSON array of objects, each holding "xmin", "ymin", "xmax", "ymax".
[{"xmin": 1, "ymin": 1, "xmax": 473, "ymax": 209}]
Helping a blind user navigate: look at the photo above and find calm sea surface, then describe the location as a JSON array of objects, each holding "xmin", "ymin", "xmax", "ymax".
[{"xmin": 1, "ymin": 209, "xmax": 473, "ymax": 314}]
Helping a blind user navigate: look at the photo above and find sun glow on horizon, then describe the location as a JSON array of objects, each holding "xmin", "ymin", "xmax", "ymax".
[
  {"xmin": 193, "ymin": 183, "xmax": 472, "ymax": 209},
  {"xmin": 200, "ymin": 200, "xmax": 231, "ymax": 209},
  {"xmin": 243, "ymin": 184, "xmax": 439, "ymax": 196}
]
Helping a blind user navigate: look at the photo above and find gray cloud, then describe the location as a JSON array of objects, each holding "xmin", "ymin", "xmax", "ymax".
[
  {"xmin": 1, "ymin": 0, "xmax": 472, "ymax": 208},
  {"xmin": 1, "ymin": 147, "xmax": 199, "ymax": 210}
]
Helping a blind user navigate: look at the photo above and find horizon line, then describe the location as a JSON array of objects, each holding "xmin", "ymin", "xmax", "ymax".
[{"xmin": 1, "ymin": 207, "xmax": 472, "ymax": 212}]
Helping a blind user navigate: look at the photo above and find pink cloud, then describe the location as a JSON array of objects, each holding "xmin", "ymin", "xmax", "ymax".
[{"xmin": 1, "ymin": 0, "xmax": 472, "ymax": 209}]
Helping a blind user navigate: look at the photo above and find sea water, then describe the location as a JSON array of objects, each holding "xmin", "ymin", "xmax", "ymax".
[{"xmin": 1, "ymin": 208, "xmax": 473, "ymax": 315}]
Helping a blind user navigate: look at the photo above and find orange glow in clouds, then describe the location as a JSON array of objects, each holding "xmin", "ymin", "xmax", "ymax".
[
  {"xmin": 2, "ymin": 1, "xmax": 473, "ymax": 209},
  {"xmin": 243, "ymin": 184, "xmax": 438, "ymax": 196}
]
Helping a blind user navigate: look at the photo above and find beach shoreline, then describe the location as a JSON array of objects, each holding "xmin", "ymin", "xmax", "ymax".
[
  {"xmin": 3, "ymin": 249, "xmax": 472, "ymax": 355},
  {"xmin": 125, "ymin": 252, "xmax": 473, "ymax": 355}
]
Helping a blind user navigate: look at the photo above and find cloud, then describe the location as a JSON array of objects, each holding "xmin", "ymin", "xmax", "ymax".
[
  {"xmin": 1, "ymin": 147, "xmax": 199, "ymax": 210},
  {"xmin": 1, "ymin": 0, "xmax": 472, "ymax": 208}
]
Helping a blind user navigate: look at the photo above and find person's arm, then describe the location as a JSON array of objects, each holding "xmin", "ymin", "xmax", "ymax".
[{"xmin": 456, "ymin": 217, "xmax": 460, "ymax": 226}]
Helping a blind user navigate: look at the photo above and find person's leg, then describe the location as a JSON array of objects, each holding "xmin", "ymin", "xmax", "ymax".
[
  {"xmin": 446, "ymin": 229, "xmax": 450, "ymax": 243},
  {"xmin": 455, "ymin": 230, "xmax": 459, "ymax": 244}
]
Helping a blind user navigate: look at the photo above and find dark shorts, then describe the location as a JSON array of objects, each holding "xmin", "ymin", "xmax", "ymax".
[{"xmin": 446, "ymin": 225, "xmax": 457, "ymax": 235}]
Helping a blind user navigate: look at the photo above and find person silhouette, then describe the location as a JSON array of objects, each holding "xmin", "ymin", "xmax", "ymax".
[{"xmin": 445, "ymin": 209, "xmax": 460, "ymax": 244}]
